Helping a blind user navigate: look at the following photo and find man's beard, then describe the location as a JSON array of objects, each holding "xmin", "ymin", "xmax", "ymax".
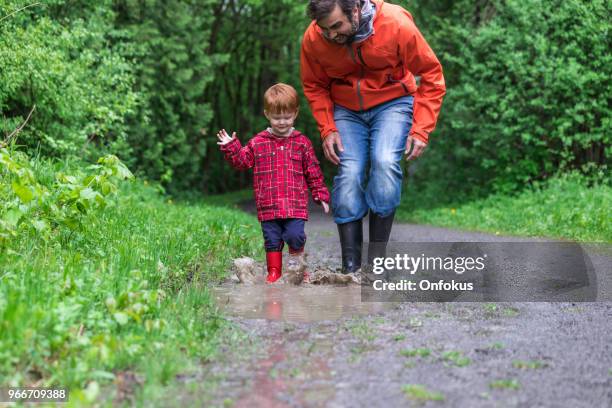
[
  {"xmin": 343, "ymin": 17, "xmax": 359, "ymax": 43},
  {"xmin": 331, "ymin": 18, "xmax": 359, "ymax": 44}
]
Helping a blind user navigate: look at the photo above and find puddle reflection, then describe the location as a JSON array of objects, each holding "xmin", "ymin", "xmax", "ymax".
[{"xmin": 212, "ymin": 282, "xmax": 396, "ymax": 322}]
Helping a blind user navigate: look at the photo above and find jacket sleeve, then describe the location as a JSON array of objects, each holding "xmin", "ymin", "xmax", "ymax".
[
  {"xmin": 300, "ymin": 35, "xmax": 338, "ymax": 139},
  {"xmin": 219, "ymin": 137, "xmax": 254, "ymax": 170},
  {"xmin": 302, "ymin": 139, "xmax": 330, "ymax": 203},
  {"xmin": 399, "ymin": 14, "xmax": 446, "ymax": 144}
]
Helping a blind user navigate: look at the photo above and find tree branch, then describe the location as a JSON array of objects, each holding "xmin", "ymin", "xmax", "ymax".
[
  {"xmin": 0, "ymin": 2, "xmax": 42, "ymax": 24},
  {"xmin": 4, "ymin": 105, "xmax": 36, "ymax": 147}
]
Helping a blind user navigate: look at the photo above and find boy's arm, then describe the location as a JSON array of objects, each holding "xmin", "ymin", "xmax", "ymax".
[
  {"xmin": 219, "ymin": 137, "xmax": 255, "ymax": 170},
  {"xmin": 302, "ymin": 139, "xmax": 330, "ymax": 203}
]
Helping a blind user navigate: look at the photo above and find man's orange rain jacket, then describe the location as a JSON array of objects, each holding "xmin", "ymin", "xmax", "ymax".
[{"xmin": 300, "ymin": 0, "xmax": 446, "ymax": 144}]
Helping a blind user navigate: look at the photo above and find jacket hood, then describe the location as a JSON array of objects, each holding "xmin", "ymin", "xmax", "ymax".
[{"xmin": 259, "ymin": 128, "xmax": 301, "ymax": 140}]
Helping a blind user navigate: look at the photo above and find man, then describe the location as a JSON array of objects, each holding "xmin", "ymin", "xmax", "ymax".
[{"xmin": 300, "ymin": 0, "xmax": 446, "ymax": 274}]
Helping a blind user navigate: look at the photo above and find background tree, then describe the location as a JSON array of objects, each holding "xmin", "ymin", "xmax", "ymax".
[
  {"xmin": 112, "ymin": 0, "xmax": 224, "ymax": 191},
  {"xmin": 1, "ymin": 0, "xmax": 609, "ymax": 197}
]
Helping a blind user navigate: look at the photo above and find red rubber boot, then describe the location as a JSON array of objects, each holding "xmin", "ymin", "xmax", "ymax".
[{"xmin": 265, "ymin": 251, "xmax": 283, "ymax": 283}]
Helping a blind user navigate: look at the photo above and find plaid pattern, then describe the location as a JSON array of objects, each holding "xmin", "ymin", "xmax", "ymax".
[{"xmin": 220, "ymin": 129, "xmax": 330, "ymax": 221}]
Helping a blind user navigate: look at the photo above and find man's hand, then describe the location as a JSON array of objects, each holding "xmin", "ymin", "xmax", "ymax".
[
  {"xmin": 405, "ymin": 136, "xmax": 427, "ymax": 160},
  {"xmin": 216, "ymin": 129, "xmax": 236, "ymax": 146},
  {"xmin": 322, "ymin": 131, "xmax": 344, "ymax": 165}
]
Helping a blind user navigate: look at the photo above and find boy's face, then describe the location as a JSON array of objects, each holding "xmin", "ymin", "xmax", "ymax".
[{"xmin": 264, "ymin": 110, "xmax": 298, "ymax": 137}]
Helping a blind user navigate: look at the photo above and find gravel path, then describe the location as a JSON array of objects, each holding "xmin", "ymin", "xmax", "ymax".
[{"xmin": 198, "ymin": 201, "xmax": 612, "ymax": 408}]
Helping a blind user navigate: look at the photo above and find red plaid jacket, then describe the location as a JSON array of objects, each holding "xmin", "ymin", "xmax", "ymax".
[{"xmin": 220, "ymin": 129, "xmax": 330, "ymax": 222}]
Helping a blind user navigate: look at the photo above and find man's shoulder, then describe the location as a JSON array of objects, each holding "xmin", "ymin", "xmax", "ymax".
[
  {"xmin": 376, "ymin": 0, "xmax": 415, "ymax": 31},
  {"xmin": 301, "ymin": 21, "xmax": 320, "ymax": 48}
]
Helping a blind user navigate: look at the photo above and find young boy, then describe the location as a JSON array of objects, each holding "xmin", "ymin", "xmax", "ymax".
[{"xmin": 217, "ymin": 83, "xmax": 330, "ymax": 284}]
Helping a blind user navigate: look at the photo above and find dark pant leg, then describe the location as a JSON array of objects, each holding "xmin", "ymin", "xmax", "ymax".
[
  {"xmin": 281, "ymin": 219, "xmax": 306, "ymax": 253},
  {"xmin": 261, "ymin": 220, "xmax": 284, "ymax": 252}
]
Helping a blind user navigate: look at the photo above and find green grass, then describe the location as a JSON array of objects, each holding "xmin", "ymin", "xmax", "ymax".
[
  {"xmin": 512, "ymin": 360, "xmax": 548, "ymax": 370},
  {"xmin": 483, "ymin": 303, "xmax": 520, "ymax": 318},
  {"xmin": 345, "ymin": 319, "xmax": 376, "ymax": 342},
  {"xmin": 489, "ymin": 378, "xmax": 520, "ymax": 390},
  {"xmin": 398, "ymin": 173, "xmax": 611, "ymax": 242},
  {"xmin": 489, "ymin": 342, "xmax": 505, "ymax": 350},
  {"xmin": 402, "ymin": 384, "xmax": 445, "ymax": 402},
  {"xmin": 440, "ymin": 350, "xmax": 471, "ymax": 367},
  {"xmin": 195, "ymin": 188, "xmax": 253, "ymax": 208},
  {"xmin": 0, "ymin": 169, "xmax": 261, "ymax": 403},
  {"xmin": 399, "ymin": 347, "xmax": 431, "ymax": 358}
]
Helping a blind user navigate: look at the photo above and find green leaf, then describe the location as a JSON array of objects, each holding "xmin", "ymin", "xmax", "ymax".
[
  {"xmin": 115, "ymin": 162, "xmax": 134, "ymax": 180},
  {"xmin": 11, "ymin": 181, "xmax": 33, "ymax": 203},
  {"xmin": 113, "ymin": 312, "xmax": 129, "ymax": 325},
  {"xmin": 4, "ymin": 208, "xmax": 23, "ymax": 226},
  {"xmin": 32, "ymin": 219, "xmax": 49, "ymax": 232},
  {"xmin": 80, "ymin": 188, "xmax": 97, "ymax": 200},
  {"xmin": 100, "ymin": 181, "xmax": 114, "ymax": 196}
]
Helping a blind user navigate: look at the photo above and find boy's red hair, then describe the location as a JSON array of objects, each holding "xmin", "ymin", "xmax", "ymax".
[{"xmin": 263, "ymin": 83, "xmax": 299, "ymax": 114}]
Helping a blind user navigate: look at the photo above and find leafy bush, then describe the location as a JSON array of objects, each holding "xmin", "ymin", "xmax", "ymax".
[
  {"xmin": 0, "ymin": 146, "xmax": 133, "ymax": 243},
  {"xmin": 398, "ymin": 0, "xmax": 610, "ymax": 198},
  {"xmin": 112, "ymin": 0, "xmax": 224, "ymax": 191},
  {"xmin": 0, "ymin": 1, "xmax": 138, "ymax": 158},
  {"xmin": 0, "ymin": 152, "xmax": 261, "ymax": 397}
]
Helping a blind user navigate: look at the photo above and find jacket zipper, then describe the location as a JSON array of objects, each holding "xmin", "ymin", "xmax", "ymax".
[
  {"xmin": 280, "ymin": 143, "xmax": 288, "ymax": 215},
  {"xmin": 356, "ymin": 47, "xmax": 369, "ymax": 111},
  {"xmin": 347, "ymin": 45, "xmax": 366, "ymax": 111}
]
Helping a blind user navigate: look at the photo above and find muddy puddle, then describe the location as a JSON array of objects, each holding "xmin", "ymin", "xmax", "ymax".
[
  {"xmin": 212, "ymin": 282, "xmax": 396, "ymax": 322},
  {"xmin": 211, "ymin": 257, "xmax": 397, "ymax": 322}
]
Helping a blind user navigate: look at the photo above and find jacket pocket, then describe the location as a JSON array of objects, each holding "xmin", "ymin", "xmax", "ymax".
[
  {"xmin": 289, "ymin": 153, "xmax": 303, "ymax": 172},
  {"xmin": 257, "ymin": 185, "xmax": 277, "ymax": 211},
  {"xmin": 289, "ymin": 153, "xmax": 307, "ymax": 189},
  {"xmin": 387, "ymin": 73, "xmax": 410, "ymax": 94},
  {"xmin": 254, "ymin": 151, "xmax": 275, "ymax": 175}
]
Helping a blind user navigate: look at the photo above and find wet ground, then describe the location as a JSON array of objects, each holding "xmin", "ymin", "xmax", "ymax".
[{"xmin": 199, "ymin": 201, "xmax": 612, "ymax": 408}]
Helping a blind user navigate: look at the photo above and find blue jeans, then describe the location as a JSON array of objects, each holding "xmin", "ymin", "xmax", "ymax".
[
  {"xmin": 261, "ymin": 218, "xmax": 306, "ymax": 252},
  {"xmin": 332, "ymin": 96, "xmax": 414, "ymax": 224}
]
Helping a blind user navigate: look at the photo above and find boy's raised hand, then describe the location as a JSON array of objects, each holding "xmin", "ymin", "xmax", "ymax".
[{"xmin": 216, "ymin": 129, "xmax": 236, "ymax": 146}]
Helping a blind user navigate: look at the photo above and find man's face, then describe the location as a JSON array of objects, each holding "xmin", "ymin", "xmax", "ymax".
[{"xmin": 316, "ymin": 4, "xmax": 359, "ymax": 45}]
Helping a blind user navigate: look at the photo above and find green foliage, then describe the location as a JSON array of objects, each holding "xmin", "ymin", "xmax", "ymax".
[
  {"xmin": 1, "ymin": 0, "xmax": 223, "ymax": 192},
  {"xmin": 402, "ymin": 384, "xmax": 445, "ymax": 401},
  {"xmin": 398, "ymin": 171, "xmax": 612, "ymax": 242},
  {"xmin": 112, "ymin": 0, "xmax": 224, "ymax": 191},
  {"xmin": 0, "ymin": 147, "xmax": 133, "ymax": 243},
  {"xmin": 398, "ymin": 0, "xmax": 611, "ymax": 197},
  {"xmin": 0, "ymin": 0, "xmax": 138, "ymax": 158},
  {"xmin": 0, "ymin": 153, "xmax": 261, "ymax": 395},
  {"xmin": 2, "ymin": 0, "xmax": 610, "ymax": 196},
  {"xmin": 203, "ymin": 0, "xmax": 325, "ymax": 193}
]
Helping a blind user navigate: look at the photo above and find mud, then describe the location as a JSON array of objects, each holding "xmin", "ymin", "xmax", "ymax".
[{"xmin": 197, "ymin": 200, "xmax": 612, "ymax": 408}]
